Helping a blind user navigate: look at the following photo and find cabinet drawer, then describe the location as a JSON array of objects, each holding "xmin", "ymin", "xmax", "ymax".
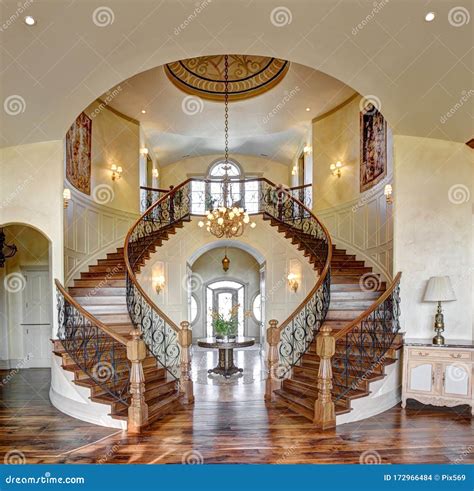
[{"xmin": 408, "ymin": 348, "xmax": 471, "ymax": 361}]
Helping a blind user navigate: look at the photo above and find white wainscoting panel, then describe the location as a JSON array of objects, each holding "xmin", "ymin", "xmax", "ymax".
[
  {"xmin": 317, "ymin": 179, "xmax": 393, "ymax": 281},
  {"xmin": 64, "ymin": 188, "xmax": 138, "ymax": 286}
]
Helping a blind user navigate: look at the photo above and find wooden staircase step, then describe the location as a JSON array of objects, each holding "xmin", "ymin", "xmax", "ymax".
[
  {"xmin": 72, "ymin": 296, "xmax": 126, "ymax": 306},
  {"xmin": 73, "ymin": 278, "xmax": 126, "ymax": 288},
  {"xmin": 325, "ymin": 309, "xmax": 365, "ymax": 320},
  {"xmin": 84, "ymin": 304, "xmax": 129, "ymax": 315},
  {"xmin": 69, "ymin": 287, "xmax": 126, "ymax": 296}
]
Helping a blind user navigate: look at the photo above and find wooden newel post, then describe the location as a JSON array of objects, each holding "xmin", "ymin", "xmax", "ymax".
[
  {"xmin": 178, "ymin": 321, "xmax": 194, "ymax": 404},
  {"xmin": 127, "ymin": 329, "xmax": 149, "ymax": 433},
  {"xmin": 265, "ymin": 319, "xmax": 281, "ymax": 402},
  {"xmin": 313, "ymin": 325, "xmax": 336, "ymax": 429}
]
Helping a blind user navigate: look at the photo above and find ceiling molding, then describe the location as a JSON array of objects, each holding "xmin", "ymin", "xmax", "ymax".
[
  {"xmin": 95, "ymin": 98, "xmax": 139, "ymax": 125},
  {"xmin": 312, "ymin": 93, "xmax": 359, "ymax": 124}
]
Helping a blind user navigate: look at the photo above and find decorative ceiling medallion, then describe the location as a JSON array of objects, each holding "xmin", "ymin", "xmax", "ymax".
[{"xmin": 165, "ymin": 55, "xmax": 290, "ymax": 101}]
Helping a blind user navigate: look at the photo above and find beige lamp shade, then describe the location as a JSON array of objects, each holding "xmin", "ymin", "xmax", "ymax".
[{"xmin": 423, "ymin": 276, "xmax": 456, "ymax": 302}]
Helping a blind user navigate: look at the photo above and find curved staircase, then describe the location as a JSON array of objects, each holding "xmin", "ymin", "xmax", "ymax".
[{"xmin": 54, "ymin": 177, "xmax": 401, "ymax": 431}]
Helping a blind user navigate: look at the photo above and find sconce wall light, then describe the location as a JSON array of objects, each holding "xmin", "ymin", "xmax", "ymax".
[
  {"xmin": 63, "ymin": 188, "xmax": 71, "ymax": 208},
  {"xmin": 287, "ymin": 273, "xmax": 299, "ymax": 293},
  {"xmin": 291, "ymin": 165, "xmax": 297, "ymax": 176},
  {"xmin": 154, "ymin": 274, "xmax": 166, "ymax": 294},
  {"xmin": 384, "ymin": 184, "xmax": 393, "ymax": 204},
  {"xmin": 330, "ymin": 161, "xmax": 343, "ymax": 178},
  {"xmin": 139, "ymin": 147, "xmax": 149, "ymax": 155},
  {"xmin": 111, "ymin": 164, "xmax": 123, "ymax": 181},
  {"xmin": 152, "ymin": 168, "xmax": 159, "ymax": 179},
  {"xmin": 303, "ymin": 145, "xmax": 312, "ymax": 154}
]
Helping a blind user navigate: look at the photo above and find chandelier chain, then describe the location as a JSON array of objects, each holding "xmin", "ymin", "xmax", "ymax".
[{"xmin": 224, "ymin": 54, "xmax": 229, "ymax": 166}]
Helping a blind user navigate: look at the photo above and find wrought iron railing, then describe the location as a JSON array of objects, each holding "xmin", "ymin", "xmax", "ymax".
[
  {"xmin": 332, "ymin": 272, "xmax": 402, "ymax": 401},
  {"xmin": 140, "ymin": 186, "xmax": 170, "ymax": 213},
  {"xmin": 55, "ymin": 279, "xmax": 130, "ymax": 405},
  {"xmin": 126, "ymin": 178, "xmax": 330, "ymax": 380},
  {"xmin": 288, "ymin": 183, "xmax": 312, "ymax": 210},
  {"xmin": 125, "ymin": 183, "xmax": 194, "ymax": 379}
]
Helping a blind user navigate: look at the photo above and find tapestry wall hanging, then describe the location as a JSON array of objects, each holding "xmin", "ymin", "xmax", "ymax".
[
  {"xmin": 66, "ymin": 111, "xmax": 92, "ymax": 195},
  {"xmin": 360, "ymin": 104, "xmax": 387, "ymax": 193}
]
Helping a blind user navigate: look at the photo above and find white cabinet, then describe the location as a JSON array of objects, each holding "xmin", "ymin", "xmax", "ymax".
[{"xmin": 402, "ymin": 341, "xmax": 473, "ymax": 416}]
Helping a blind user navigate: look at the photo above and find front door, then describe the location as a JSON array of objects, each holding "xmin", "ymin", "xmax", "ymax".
[{"xmin": 213, "ymin": 288, "xmax": 238, "ymax": 337}]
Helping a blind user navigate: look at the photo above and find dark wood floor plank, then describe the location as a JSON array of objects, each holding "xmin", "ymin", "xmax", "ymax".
[{"xmin": 0, "ymin": 369, "xmax": 472, "ymax": 464}]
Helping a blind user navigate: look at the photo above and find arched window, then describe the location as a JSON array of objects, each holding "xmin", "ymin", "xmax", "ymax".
[
  {"xmin": 252, "ymin": 293, "xmax": 262, "ymax": 323},
  {"xmin": 190, "ymin": 158, "xmax": 259, "ymax": 214},
  {"xmin": 190, "ymin": 294, "xmax": 199, "ymax": 325}
]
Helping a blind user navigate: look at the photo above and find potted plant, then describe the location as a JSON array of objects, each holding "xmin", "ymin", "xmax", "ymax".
[{"xmin": 210, "ymin": 304, "xmax": 239, "ymax": 341}]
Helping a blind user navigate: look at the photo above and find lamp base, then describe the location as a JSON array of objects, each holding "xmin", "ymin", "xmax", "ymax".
[{"xmin": 432, "ymin": 333, "xmax": 445, "ymax": 345}]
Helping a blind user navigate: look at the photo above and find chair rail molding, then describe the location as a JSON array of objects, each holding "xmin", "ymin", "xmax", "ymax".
[
  {"xmin": 64, "ymin": 187, "xmax": 139, "ymax": 286},
  {"xmin": 316, "ymin": 176, "xmax": 393, "ymax": 281}
]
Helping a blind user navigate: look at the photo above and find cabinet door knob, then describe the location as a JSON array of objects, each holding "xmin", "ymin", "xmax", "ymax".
[
  {"xmin": 418, "ymin": 351, "xmax": 428, "ymax": 356},
  {"xmin": 450, "ymin": 353, "xmax": 462, "ymax": 358}
]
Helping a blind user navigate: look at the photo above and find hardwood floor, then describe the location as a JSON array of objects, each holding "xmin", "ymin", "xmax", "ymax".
[{"xmin": 1, "ymin": 368, "xmax": 472, "ymax": 464}]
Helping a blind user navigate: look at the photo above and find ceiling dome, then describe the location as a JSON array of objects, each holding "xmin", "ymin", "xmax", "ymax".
[{"xmin": 164, "ymin": 55, "xmax": 289, "ymax": 101}]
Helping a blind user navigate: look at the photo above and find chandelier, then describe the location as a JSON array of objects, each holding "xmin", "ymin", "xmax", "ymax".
[{"xmin": 198, "ymin": 55, "xmax": 256, "ymax": 238}]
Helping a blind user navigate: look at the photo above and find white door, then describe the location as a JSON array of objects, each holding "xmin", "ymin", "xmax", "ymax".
[
  {"xmin": 442, "ymin": 363, "xmax": 471, "ymax": 399},
  {"xmin": 407, "ymin": 362, "xmax": 435, "ymax": 393},
  {"xmin": 22, "ymin": 269, "xmax": 51, "ymax": 368}
]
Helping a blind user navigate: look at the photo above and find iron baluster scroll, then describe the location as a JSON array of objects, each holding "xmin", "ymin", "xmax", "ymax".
[
  {"xmin": 140, "ymin": 186, "xmax": 170, "ymax": 213},
  {"xmin": 125, "ymin": 182, "xmax": 194, "ymax": 379},
  {"xmin": 332, "ymin": 273, "xmax": 402, "ymax": 402},
  {"xmin": 55, "ymin": 280, "xmax": 130, "ymax": 405},
  {"xmin": 257, "ymin": 179, "xmax": 332, "ymax": 375}
]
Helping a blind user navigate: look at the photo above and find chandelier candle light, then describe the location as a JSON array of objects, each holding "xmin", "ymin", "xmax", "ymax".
[{"xmin": 198, "ymin": 55, "xmax": 256, "ymax": 238}]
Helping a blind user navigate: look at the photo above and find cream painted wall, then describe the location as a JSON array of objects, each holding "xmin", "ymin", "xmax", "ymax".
[
  {"xmin": 312, "ymin": 95, "xmax": 394, "ymax": 279},
  {"xmin": 139, "ymin": 127, "xmax": 160, "ymax": 189},
  {"xmin": 191, "ymin": 247, "xmax": 261, "ymax": 340},
  {"xmin": 393, "ymin": 136, "xmax": 473, "ymax": 341},
  {"xmin": 0, "ymin": 141, "xmax": 63, "ymax": 339},
  {"xmin": 80, "ymin": 101, "xmax": 140, "ymax": 214},
  {"xmin": 138, "ymin": 216, "xmax": 317, "ymax": 342},
  {"xmin": 159, "ymin": 154, "xmax": 290, "ymax": 189}
]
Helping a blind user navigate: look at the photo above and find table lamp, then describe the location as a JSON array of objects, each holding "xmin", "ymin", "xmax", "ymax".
[{"xmin": 423, "ymin": 276, "xmax": 456, "ymax": 345}]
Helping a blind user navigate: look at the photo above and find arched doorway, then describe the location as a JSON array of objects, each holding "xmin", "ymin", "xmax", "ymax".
[{"xmin": 0, "ymin": 224, "xmax": 52, "ymax": 370}]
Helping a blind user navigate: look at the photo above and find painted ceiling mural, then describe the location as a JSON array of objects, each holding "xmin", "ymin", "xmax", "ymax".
[{"xmin": 165, "ymin": 55, "xmax": 290, "ymax": 101}]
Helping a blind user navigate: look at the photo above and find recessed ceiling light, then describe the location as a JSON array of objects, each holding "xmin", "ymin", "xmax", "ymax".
[
  {"xmin": 24, "ymin": 15, "xmax": 36, "ymax": 26},
  {"xmin": 141, "ymin": 109, "xmax": 146, "ymax": 114},
  {"xmin": 425, "ymin": 12, "xmax": 436, "ymax": 22},
  {"xmin": 305, "ymin": 107, "xmax": 311, "ymax": 112}
]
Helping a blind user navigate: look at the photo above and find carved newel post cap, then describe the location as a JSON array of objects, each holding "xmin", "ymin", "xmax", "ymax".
[{"xmin": 179, "ymin": 321, "xmax": 192, "ymax": 348}]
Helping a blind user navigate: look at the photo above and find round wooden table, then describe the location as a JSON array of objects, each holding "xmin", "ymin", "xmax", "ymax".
[{"xmin": 197, "ymin": 337, "xmax": 255, "ymax": 378}]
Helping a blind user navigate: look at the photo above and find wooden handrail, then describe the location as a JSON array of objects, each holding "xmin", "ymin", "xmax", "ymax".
[
  {"xmin": 125, "ymin": 176, "xmax": 332, "ymax": 336},
  {"xmin": 140, "ymin": 185, "xmax": 170, "ymax": 193},
  {"xmin": 333, "ymin": 272, "xmax": 402, "ymax": 340},
  {"xmin": 288, "ymin": 183, "xmax": 312, "ymax": 191},
  {"xmin": 54, "ymin": 279, "xmax": 128, "ymax": 345}
]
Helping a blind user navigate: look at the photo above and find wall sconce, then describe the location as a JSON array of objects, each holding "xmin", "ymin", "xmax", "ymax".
[
  {"xmin": 111, "ymin": 164, "xmax": 123, "ymax": 181},
  {"xmin": 303, "ymin": 145, "xmax": 312, "ymax": 154},
  {"xmin": 152, "ymin": 168, "xmax": 159, "ymax": 179},
  {"xmin": 330, "ymin": 161, "xmax": 343, "ymax": 178},
  {"xmin": 154, "ymin": 274, "xmax": 166, "ymax": 294},
  {"xmin": 139, "ymin": 147, "xmax": 149, "ymax": 155},
  {"xmin": 287, "ymin": 273, "xmax": 299, "ymax": 293},
  {"xmin": 63, "ymin": 188, "xmax": 71, "ymax": 208},
  {"xmin": 384, "ymin": 184, "xmax": 393, "ymax": 204},
  {"xmin": 291, "ymin": 165, "xmax": 297, "ymax": 176}
]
